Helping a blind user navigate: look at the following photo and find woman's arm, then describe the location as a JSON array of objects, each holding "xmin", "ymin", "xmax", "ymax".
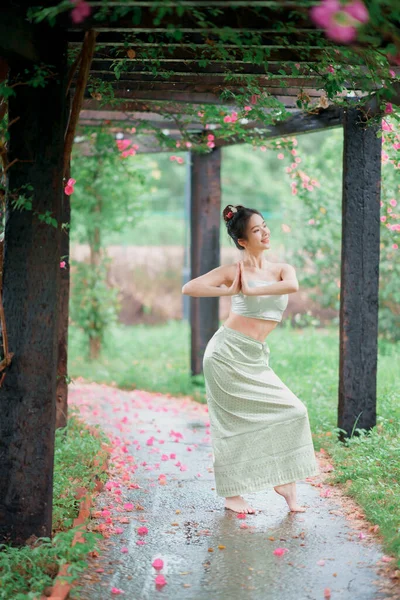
[
  {"xmin": 182, "ymin": 264, "xmax": 237, "ymax": 297},
  {"xmin": 241, "ymin": 263, "xmax": 299, "ymax": 296}
]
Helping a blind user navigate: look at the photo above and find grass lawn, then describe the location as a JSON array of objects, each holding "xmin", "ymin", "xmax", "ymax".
[
  {"xmin": 0, "ymin": 412, "xmax": 109, "ymax": 599},
  {"xmin": 68, "ymin": 320, "xmax": 400, "ymax": 565}
]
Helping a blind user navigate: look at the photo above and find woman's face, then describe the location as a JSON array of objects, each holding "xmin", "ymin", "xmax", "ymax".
[{"xmin": 238, "ymin": 213, "xmax": 270, "ymax": 251}]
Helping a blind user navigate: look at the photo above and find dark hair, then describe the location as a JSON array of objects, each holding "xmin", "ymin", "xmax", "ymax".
[{"xmin": 222, "ymin": 205, "xmax": 263, "ymax": 250}]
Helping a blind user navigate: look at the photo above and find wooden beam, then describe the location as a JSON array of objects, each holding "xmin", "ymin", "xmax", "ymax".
[
  {"xmin": 87, "ymin": 46, "xmax": 329, "ymax": 64},
  {"xmin": 215, "ymin": 106, "xmax": 343, "ymax": 145},
  {"xmin": 0, "ymin": 27, "xmax": 68, "ymax": 545},
  {"xmin": 83, "ymin": 88, "xmax": 325, "ymax": 108},
  {"xmin": 338, "ymin": 108, "xmax": 382, "ymax": 441},
  {"xmin": 190, "ymin": 149, "xmax": 221, "ymax": 376}
]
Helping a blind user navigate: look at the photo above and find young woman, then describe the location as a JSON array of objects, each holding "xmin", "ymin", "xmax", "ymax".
[{"xmin": 182, "ymin": 204, "xmax": 320, "ymax": 515}]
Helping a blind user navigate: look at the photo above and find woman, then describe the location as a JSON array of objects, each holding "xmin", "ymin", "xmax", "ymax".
[{"xmin": 182, "ymin": 204, "xmax": 319, "ymax": 515}]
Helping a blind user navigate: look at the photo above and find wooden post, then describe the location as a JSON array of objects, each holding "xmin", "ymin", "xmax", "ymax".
[
  {"xmin": 56, "ymin": 160, "xmax": 71, "ymax": 431},
  {"xmin": 190, "ymin": 149, "xmax": 221, "ymax": 376},
  {"xmin": 0, "ymin": 29, "xmax": 68, "ymax": 545},
  {"xmin": 338, "ymin": 108, "xmax": 382, "ymax": 441}
]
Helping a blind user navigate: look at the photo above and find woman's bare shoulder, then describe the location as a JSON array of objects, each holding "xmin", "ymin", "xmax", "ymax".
[{"xmin": 278, "ymin": 263, "xmax": 299, "ymax": 285}]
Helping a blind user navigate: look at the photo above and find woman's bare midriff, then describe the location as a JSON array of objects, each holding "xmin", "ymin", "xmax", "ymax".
[{"xmin": 223, "ymin": 311, "xmax": 279, "ymax": 342}]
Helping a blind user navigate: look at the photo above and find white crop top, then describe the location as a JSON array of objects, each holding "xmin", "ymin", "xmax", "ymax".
[{"xmin": 231, "ymin": 280, "xmax": 289, "ymax": 322}]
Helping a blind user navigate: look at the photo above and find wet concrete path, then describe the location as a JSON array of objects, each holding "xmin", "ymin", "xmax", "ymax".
[{"xmin": 70, "ymin": 382, "xmax": 399, "ymax": 600}]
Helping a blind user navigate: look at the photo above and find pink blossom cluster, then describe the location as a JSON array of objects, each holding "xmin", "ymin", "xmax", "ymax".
[
  {"xmin": 70, "ymin": 0, "xmax": 91, "ymax": 24},
  {"xmin": 223, "ymin": 111, "xmax": 238, "ymax": 123},
  {"xmin": 169, "ymin": 155, "xmax": 184, "ymax": 164},
  {"xmin": 64, "ymin": 177, "xmax": 76, "ymax": 195},
  {"xmin": 310, "ymin": 0, "xmax": 369, "ymax": 43},
  {"xmin": 116, "ymin": 139, "xmax": 139, "ymax": 158},
  {"xmin": 176, "ymin": 140, "xmax": 192, "ymax": 148},
  {"xmin": 207, "ymin": 133, "xmax": 215, "ymax": 149}
]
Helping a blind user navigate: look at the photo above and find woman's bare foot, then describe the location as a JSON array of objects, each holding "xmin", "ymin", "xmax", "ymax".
[
  {"xmin": 273, "ymin": 482, "xmax": 306, "ymax": 512},
  {"xmin": 224, "ymin": 495, "xmax": 256, "ymax": 514}
]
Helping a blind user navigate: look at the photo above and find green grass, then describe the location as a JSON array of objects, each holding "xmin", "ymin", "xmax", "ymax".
[
  {"xmin": 69, "ymin": 320, "xmax": 400, "ymax": 566},
  {"xmin": 0, "ymin": 413, "xmax": 110, "ymax": 600}
]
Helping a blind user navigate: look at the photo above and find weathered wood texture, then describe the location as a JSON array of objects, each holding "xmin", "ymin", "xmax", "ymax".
[
  {"xmin": 190, "ymin": 149, "xmax": 221, "ymax": 376},
  {"xmin": 338, "ymin": 108, "xmax": 382, "ymax": 440},
  {"xmin": 0, "ymin": 28, "xmax": 68, "ymax": 545},
  {"xmin": 56, "ymin": 162, "xmax": 71, "ymax": 431}
]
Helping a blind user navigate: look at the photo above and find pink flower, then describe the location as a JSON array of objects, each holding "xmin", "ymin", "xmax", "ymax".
[
  {"xmin": 277, "ymin": 153, "xmax": 284, "ymax": 160},
  {"xmin": 389, "ymin": 69, "xmax": 396, "ymax": 78},
  {"xmin": 310, "ymin": 0, "xmax": 369, "ymax": 44},
  {"xmin": 273, "ymin": 547, "xmax": 289, "ymax": 556},
  {"xmin": 250, "ymin": 94, "xmax": 259, "ymax": 105},
  {"xmin": 122, "ymin": 148, "xmax": 136, "ymax": 158},
  {"xmin": 308, "ymin": 219, "xmax": 315, "ymax": 225},
  {"xmin": 121, "ymin": 547, "xmax": 129, "ymax": 553},
  {"xmin": 137, "ymin": 526, "xmax": 148, "ymax": 535},
  {"xmin": 155, "ymin": 574, "xmax": 167, "ymax": 586},
  {"xmin": 197, "ymin": 111, "xmax": 204, "ymax": 117},
  {"xmin": 64, "ymin": 184, "xmax": 74, "ymax": 195},
  {"xmin": 327, "ymin": 65, "xmax": 335, "ymax": 73},
  {"xmin": 244, "ymin": 106, "xmax": 252, "ymax": 112},
  {"xmin": 111, "ymin": 588, "xmax": 125, "ymax": 595},
  {"xmin": 176, "ymin": 141, "xmax": 181, "ymax": 147},
  {"xmin": 70, "ymin": 0, "xmax": 91, "ymax": 23},
  {"xmin": 185, "ymin": 141, "xmax": 192, "ymax": 148},
  {"xmin": 176, "ymin": 157, "xmax": 184, "ymax": 164},
  {"xmin": 60, "ymin": 261, "xmax": 66, "ymax": 269},
  {"xmin": 393, "ymin": 244, "xmax": 398, "ymax": 250},
  {"xmin": 116, "ymin": 139, "xmax": 131, "ymax": 152},
  {"xmin": 169, "ymin": 155, "xmax": 177, "ymax": 161},
  {"xmin": 389, "ymin": 198, "xmax": 397, "ymax": 207},
  {"xmin": 380, "ymin": 216, "xmax": 387, "ymax": 222},
  {"xmin": 384, "ymin": 103, "xmax": 393, "ymax": 114},
  {"xmin": 207, "ymin": 141, "xmax": 215, "ymax": 148},
  {"xmin": 152, "ymin": 558, "xmax": 164, "ymax": 569},
  {"xmin": 393, "ymin": 143, "xmax": 400, "ymax": 150},
  {"xmin": 207, "ymin": 134, "xmax": 215, "ymax": 141},
  {"xmin": 260, "ymin": 146, "xmax": 266, "ymax": 152},
  {"xmin": 224, "ymin": 115, "xmax": 232, "ymax": 123}
]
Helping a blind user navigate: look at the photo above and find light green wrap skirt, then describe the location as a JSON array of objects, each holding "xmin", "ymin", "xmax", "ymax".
[{"xmin": 203, "ymin": 325, "xmax": 320, "ymax": 497}]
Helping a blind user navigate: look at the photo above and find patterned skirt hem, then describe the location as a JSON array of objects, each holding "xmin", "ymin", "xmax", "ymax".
[{"xmin": 214, "ymin": 459, "xmax": 320, "ymax": 497}]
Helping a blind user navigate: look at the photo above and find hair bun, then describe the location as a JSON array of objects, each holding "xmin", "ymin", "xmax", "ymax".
[{"xmin": 222, "ymin": 204, "xmax": 244, "ymax": 223}]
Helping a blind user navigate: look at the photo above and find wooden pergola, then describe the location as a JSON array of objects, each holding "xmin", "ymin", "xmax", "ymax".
[{"xmin": 0, "ymin": 0, "xmax": 398, "ymax": 544}]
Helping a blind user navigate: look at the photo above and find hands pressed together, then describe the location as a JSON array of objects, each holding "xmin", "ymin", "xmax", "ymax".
[{"xmin": 227, "ymin": 261, "xmax": 252, "ymax": 296}]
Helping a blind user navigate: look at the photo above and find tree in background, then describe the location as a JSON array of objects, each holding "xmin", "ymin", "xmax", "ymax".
[
  {"xmin": 70, "ymin": 127, "xmax": 149, "ymax": 358},
  {"xmin": 279, "ymin": 116, "xmax": 400, "ymax": 340}
]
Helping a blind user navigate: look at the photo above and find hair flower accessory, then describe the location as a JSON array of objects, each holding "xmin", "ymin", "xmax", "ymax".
[{"xmin": 226, "ymin": 205, "xmax": 238, "ymax": 220}]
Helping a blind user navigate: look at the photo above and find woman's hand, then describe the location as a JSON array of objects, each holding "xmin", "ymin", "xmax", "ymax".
[
  {"xmin": 239, "ymin": 261, "xmax": 253, "ymax": 296},
  {"xmin": 226, "ymin": 261, "xmax": 242, "ymax": 296}
]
